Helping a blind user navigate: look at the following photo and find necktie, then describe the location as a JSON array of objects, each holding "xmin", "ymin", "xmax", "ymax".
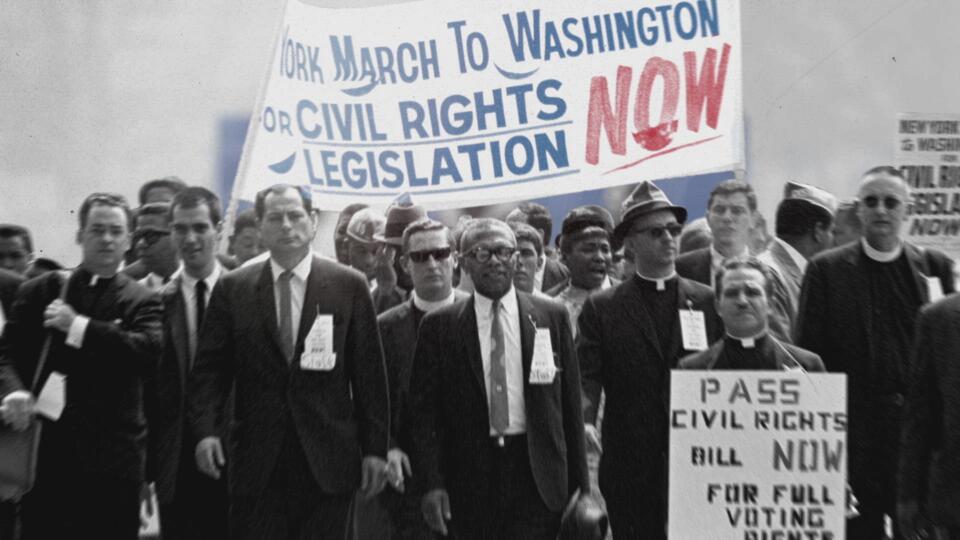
[
  {"xmin": 195, "ymin": 280, "xmax": 207, "ymax": 332},
  {"xmin": 278, "ymin": 271, "xmax": 295, "ymax": 362},
  {"xmin": 489, "ymin": 299, "xmax": 509, "ymax": 434}
]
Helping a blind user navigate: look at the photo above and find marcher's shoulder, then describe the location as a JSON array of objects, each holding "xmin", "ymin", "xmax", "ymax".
[
  {"xmin": 526, "ymin": 290, "xmax": 566, "ymax": 315},
  {"xmin": 782, "ymin": 343, "xmax": 825, "ymax": 372},
  {"xmin": 377, "ymin": 300, "xmax": 412, "ymax": 327},
  {"xmin": 220, "ymin": 258, "xmax": 265, "ymax": 286},
  {"xmin": 115, "ymin": 272, "xmax": 160, "ymax": 303},
  {"xmin": 678, "ymin": 349, "xmax": 711, "ymax": 370},
  {"xmin": 808, "ymin": 243, "xmax": 857, "ymax": 268},
  {"xmin": 919, "ymin": 244, "xmax": 954, "ymax": 268},
  {"xmin": 315, "ymin": 256, "xmax": 369, "ymax": 289},
  {"xmin": 920, "ymin": 291, "xmax": 960, "ymax": 320},
  {"xmin": 679, "ymin": 276, "xmax": 714, "ymax": 301},
  {"xmin": 0, "ymin": 268, "xmax": 23, "ymax": 289},
  {"xmin": 677, "ymin": 247, "xmax": 709, "ymax": 266}
]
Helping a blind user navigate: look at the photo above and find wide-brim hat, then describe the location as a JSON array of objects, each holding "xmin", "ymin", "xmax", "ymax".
[
  {"xmin": 374, "ymin": 193, "xmax": 426, "ymax": 246},
  {"xmin": 346, "ymin": 208, "xmax": 386, "ymax": 244},
  {"xmin": 780, "ymin": 181, "xmax": 837, "ymax": 215},
  {"xmin": 613, "ymin": 181, "xmax": 687, "ymax": 242}
]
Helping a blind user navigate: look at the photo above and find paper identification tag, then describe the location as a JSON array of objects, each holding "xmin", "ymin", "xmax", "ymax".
[
  {"xmin": 679, "ymin": 310, "xmax": 709, "ymax": 351},
  {"xmin": 529, "ymin": 328, "xmax": 557, "ymax": 385},
  {"xmin": 925, "ymin": 275, "xmax": 945, "ymax": 304},
  {"xmin": 36, "ymin": 371, "xmax": 66, "ymax": 421},
  {"xmin": 300, "ymin": 314, "xmax": 336, "ymax": 371}
]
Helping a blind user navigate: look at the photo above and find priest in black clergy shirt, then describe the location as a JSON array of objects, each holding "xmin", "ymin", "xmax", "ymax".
[
  {"xmin": 0, "ymin": 192, "xmax": 162, "ymax": 540},
  {"xmin": 678, "ymin": 258, "xmax": 823, "ymax": 372},
  {"xmin": 576, "ymin": 180, "xmax": 721, "ymax": 539}
]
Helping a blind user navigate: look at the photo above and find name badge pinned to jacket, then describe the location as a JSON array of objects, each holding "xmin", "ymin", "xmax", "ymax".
[
  {"xmin": 301, "ymin": 314, "xmax": 336, "ymax": 371},
  {"xmin": 529, "ymin": 328, "xmax": 557, "ymax": 385}
]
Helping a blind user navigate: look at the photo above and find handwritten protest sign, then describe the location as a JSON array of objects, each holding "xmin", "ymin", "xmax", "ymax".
[
  {"xmin": 668, "ymin": 371, "xmax": 847, "ymax": 540},
  {"xmin": 230, "ymin": 0, "xmax": 743, "ymax": 211},
  {"xmin": 897, "ymin": 112, "xmax": 960, "ymax": 262}
]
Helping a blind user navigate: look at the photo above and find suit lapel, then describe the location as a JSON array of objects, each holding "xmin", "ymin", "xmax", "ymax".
[
  {"xmin": 164, "ymin": 277, "xmax": 191, "ymax": 384},
  {"xmin": 904, "ymin": 243, "xmax": 931, "ymax": 303},
  {"xmin": 294, "ymin": 256, "xmax": 327, "ymax": 360},
  {"xmin": 848, "ymin": 245, "xmax": 878, "ymax": 365},
  {"xmin": 458, "ymin": 296, "xmax": 487, "ymax": 403},
  {"xmin": 516, "ymin": 292, "xmax": 535, "ymax": 383},
  {"xmin": 255, "ymin": 261, "xmax": 287, "ymax": 367}
]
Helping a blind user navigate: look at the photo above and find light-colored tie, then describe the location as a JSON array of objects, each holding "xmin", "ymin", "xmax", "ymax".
[
  {"xmin": 488, "ymin": 299, "xmax": 509, "ymax": 434},
  {"xmin": 278, "ymin": 271, "xmax": 294, "ymax": 363}
]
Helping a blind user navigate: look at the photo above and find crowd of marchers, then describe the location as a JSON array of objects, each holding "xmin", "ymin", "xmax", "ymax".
[{"xmin": 0, "ymin": 167, "xmax": 957, "ymax": 540}]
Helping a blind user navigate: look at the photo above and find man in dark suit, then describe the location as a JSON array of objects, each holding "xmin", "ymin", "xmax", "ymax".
[
  {"xmin": 148, "ymin": 187, "xmax": 229, "ymax": 539},
  {"xmin": 405, "ymin": 218, "xmax": 589, "ymax": 540},
  {"xmin": 0, "ymin": 268, "xmax": 23, "ymax": 330},
  {"xmin": 577, "ymin": 181, "xmax": 722, "ymax": 539},
  {"xmin": 188, "ymin": 184, "xmax": 389, "ymax": 539},
  {"xmin": 364, "ymin": 218, "xmax": 467, "ymax": 539},
  {"xmin": 898, "ymin": 294, "xmax": 960, "ymax": 539},
  {"xmin": 0, "ymin": 192, "xmax": 162, "ymax": 540},
  {"xmin": 679, "ymin": 258, "xmax": 824, "ymax": 371},
  {"xmin": 796, "ymin": 166, "xmax": 955, "ymax": 539}
]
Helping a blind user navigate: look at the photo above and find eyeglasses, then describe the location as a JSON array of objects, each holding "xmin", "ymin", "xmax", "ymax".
[
  {"xmin": 407, "ymin": 247, "xmax": 452, "ymax": 263},
  {"xmin": 464, "ymin": 245, "xmax": 516, "ymax": 262},
  {"xmin": 135, "ymin": 229, "xmax": 171, "ymax": 246},
  {"xmin": 631, "ymin": 223, "xmax": 683, "ymax": 239},
  {"xmin": 860, "ymin": 195, "xmax": 902, "ymax": 210}
]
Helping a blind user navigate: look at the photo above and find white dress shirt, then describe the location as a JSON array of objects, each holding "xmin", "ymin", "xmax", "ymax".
[
  {"xmin": 474, "ymin": 287, "xmax": 526, "ymax": 435},
  {"xmin": 177, "ymin": 262, "xmax": 223, "ymax": 359},
  {"xmin": 270, "ymin": 251, "xmax": 314, "ymax": 348}
]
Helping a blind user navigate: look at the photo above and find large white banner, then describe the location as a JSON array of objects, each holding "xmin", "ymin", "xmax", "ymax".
[
  {"xmin": 669, "ymin": 371, "xmax": 847, "ymax": 540},
  {"xmin": 896, "ymin": 112, "xmax": 960, "ymax": 261},
  {"xmin": 232, "ymin": 0, "xmax": 744, "ymax": 210}
]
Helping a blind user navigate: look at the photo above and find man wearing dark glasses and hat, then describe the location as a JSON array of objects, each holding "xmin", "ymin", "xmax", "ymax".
[
  {"xmin": 576, "ymin": 181, "xmax": 722, "ymax": 539},
  {"xmin": 796, "ymin": 166, "xmax": 955, "ymax": 539}
]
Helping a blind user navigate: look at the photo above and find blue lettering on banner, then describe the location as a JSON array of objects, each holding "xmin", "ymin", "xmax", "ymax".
[{"xmin": 330, "ymin": 35, "xmax": 440, "ymax": 86}]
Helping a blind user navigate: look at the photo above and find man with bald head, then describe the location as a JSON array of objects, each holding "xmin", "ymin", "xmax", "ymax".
[
  {"xmin": 404, "ymin": 218, "xmax": 589, "ymax": 540},
  {"xmin": 796, "ymin": 166, "xmax": 955, "ymax": 539}
]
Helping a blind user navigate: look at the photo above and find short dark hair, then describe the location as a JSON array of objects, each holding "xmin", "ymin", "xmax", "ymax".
[
  {"xmin": 708, "ymin": 179, "xmax": 757, "ymax": 212},
  {"xmin": 506, "ymin": 202, "xmax": 552, "ymax": 247},
  {"xmin": 254, "ymin": 184, "xmax": 313, "ymax": 220},
  {"xmin": 137, "ymin": 202, "xmax": 173, "ymax": 226},
  {"xmin": 79, "ymin": 193, "xmax": 134, "ymax": 230},
  {"xmin": 336, "ymin": 203, "xmax": 369, "ymax": 237},
  {"xmin": 0, "ymin": 224, "xmax": 33, "ymax": 253},
  {"xmin": 170, "ymin": 186, "xmax": 222, "ymax": 225},
  {"xmin": 714, "ymin": 257, "xmax": 774, "ymax": 299},
  {"xmin": 138, "ymin": 176, "xmax": 187, "ymax": 205},
  {"xmin": 509, "ymin": 222, "xmax": 543, "ymax": 256},
  {"xmin": 775, "ymin": 200, "xmax": 833, "ymax": 238},
  {"xmin": 233, "ymin": 208, "xmax": 258, "ymax": 233}
]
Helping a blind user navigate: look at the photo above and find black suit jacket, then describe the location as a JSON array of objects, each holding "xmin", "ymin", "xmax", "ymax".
[
  {"xmin": 898, "ymin": 293, "xmax": 960, "ymax": 527},
  {"xmin": 796, "ymin": 241, "xmax": 954, "ymax": 489},
  {"xmin": 677, "ymin": 335, "xmax": 825, "ymax": 371},
  {"xmin": 404, "ymin": 291, "xmax": 589, "ymax": 513},
  {"xmin": 675, "ymin": 247, "xmax": 712, "ymax": 286},
  {"xmin": 188, "ymin": 255, "xmax": 389, "ymax": 496},
  {"xmin": 541, "ymin": 258, "xmax": 569, "ymax": 292},
  {"xmin": 148, "ymin": 273, "xmax": 229, "ymax": 504},
  {"xmin": 576, "ymin": 275, "xmax": 721, "ymax": 486},
  {"xmin": 0, "ymin": 269, "xmax": 162, "ymax": 482},
  {"xmin": 0, "ymin": 269, "xmax": 22, "ymax": 317},
  {"xmin": 378, "ymin": 291, "xmax": 468, "ymax": 448}
]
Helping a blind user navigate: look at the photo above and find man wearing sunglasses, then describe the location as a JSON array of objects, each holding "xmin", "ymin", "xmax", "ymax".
[
  {"xmin": 367, "ymin": 218, "xmax": 467, "ymax": 540},
  {"xmin": 577, "ymin": 180, "xmax": 722, "ymax": 539},
  {"xmin": 405, "ymin": 218, "xmax": 589, "ymax": 540},
  {"xmin": 796, "ymin": 166, "xmax": 955, "ymax": 540},
  {"xmin": 133, "ymin": 202, "xmax": 179, "ymax": 292}
]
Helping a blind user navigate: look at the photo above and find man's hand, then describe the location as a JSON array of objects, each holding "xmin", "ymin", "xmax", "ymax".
[
  {"xmin": 195, "ymin": 436, "xmax": 225, "ymax": 479},
  {"xmin": 374, "ymin": 245, "xmax": 398, "ymax": 293},
  {"xmin": 360, "ymin": 455, "xmax": 388, "ymax": 500},
  {"xmin": 896, "ymin": 500, "xmax": 920, "ymax": 537},
  {"xmin": 0, "ymin": 390, "xmax": 35, "ymax": 431},
  {"xmin": 43, "ymin": 299, "xmax": 77, "ymax": 333},
  {"xmin": 386, "ymin": 447, "xmax": 412, "ymax": 492},
  {"xmin": 139, "ymin": 482, "xmax": 155, "ymax": 528},
  {"xmin": 421, "ymin": 488, "xmax": 451, "ymax": 536},
  {"xmin": 585, "ymin": 424, "xmax": 602, "ymax": 454}
]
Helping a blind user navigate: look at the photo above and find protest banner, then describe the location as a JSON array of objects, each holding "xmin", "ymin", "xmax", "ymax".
[
  {"xmin": 897, "ymin": 112, "xmax": 960, "ymax": 262},
  {"xmin": 228, "ymin": 0, "xmax": 744, "ymax": 214},
  {"xmin": 668, "ymin": 371, "xmax": 847, "ymax": 540}
]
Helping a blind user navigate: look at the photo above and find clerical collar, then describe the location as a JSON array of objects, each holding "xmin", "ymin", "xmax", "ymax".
[
  {"xmin": 636, "ymin": 271, "xmax": 677, "ymax": 291},
  {"xmin": 861, "ymin": 237, "xmax": 903, "ymax": 262},
  {"xmin": 413, "ymin": 290, "xmax": 456, "ymax": 313},
  {"xmin": 725, "ymin": 330, "xmax": 768, "ymax": 349},
  {"xmin": 80, "ymin": 266, "xmax": 117, "ymax": 286}
]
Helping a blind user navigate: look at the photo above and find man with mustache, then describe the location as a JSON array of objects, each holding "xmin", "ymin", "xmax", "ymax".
[{"xmin": 796, "ymin": 166, "xmax": 955, "ymax": 539}]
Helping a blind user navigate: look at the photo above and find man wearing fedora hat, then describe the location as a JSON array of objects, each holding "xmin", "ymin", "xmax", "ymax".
[
  {"xmin": 757, "ymin": 182, "xmax": 837, "ymax": 336},
  {"xmin": 370, "ymin": 195, "xmax": 427, "ymax": 314},
  {"xmin": 548, "ymin": 206, "xmax": 618, "ymax": 339},
  {"xmin": 577, "ymin": 181, "xmax": 722, "ymax": 539}
]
